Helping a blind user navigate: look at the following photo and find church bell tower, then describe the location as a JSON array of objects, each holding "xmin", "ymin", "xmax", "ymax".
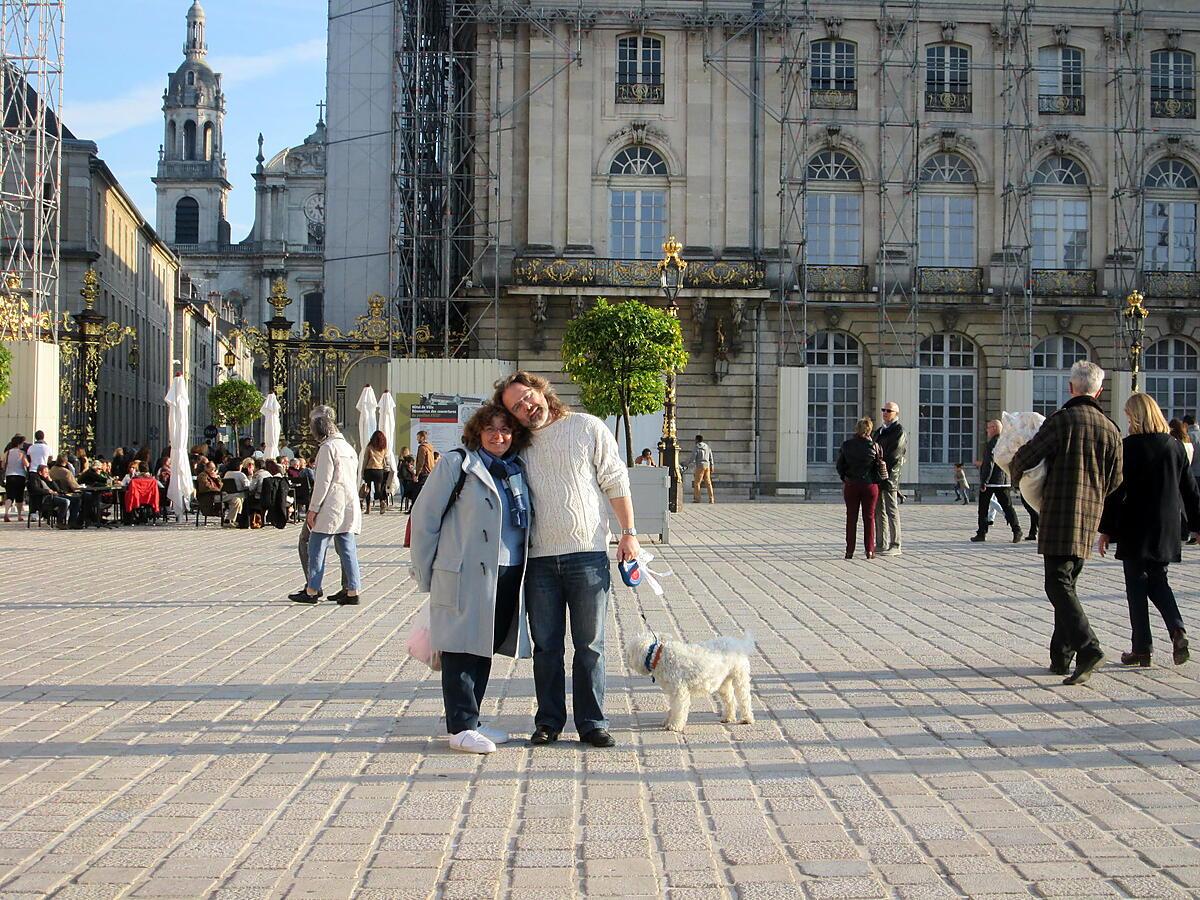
[{"xmin": 153, "ymin": 1, "xmax": 231, "ymax": 247}]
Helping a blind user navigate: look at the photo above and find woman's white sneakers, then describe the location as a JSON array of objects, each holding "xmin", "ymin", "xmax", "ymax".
[
  {"xmin": 449, "ymin": 730, "xmax": 496, "ymax": 754},
  {"xmin": 476, "ymin": 724, "xmax": 510, "ymax": 745}
]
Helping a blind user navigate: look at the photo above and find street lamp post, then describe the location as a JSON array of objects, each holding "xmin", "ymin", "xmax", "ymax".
[
  {"xmin": 1122, "ymin": 290, "xmax": 1149, "ymax": 393},
  {"xmin": 657, "ymin": 236, "xmax": 688, "ymax": 513}
]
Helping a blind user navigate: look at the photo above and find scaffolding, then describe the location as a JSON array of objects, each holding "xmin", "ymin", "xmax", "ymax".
[
  {"xmin": 1109, "ymin": 0, "xmax": 1145, "ymax": 304},
  {"xmin": 0, "ymin": 0, "xmax": 64, "ymax": 340}
]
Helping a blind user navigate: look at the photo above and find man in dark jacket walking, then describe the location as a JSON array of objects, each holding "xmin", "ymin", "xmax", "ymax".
[
  {"xmin": 873, "ymin": 402, "xmax": 907, "ymax": 556},
  {"xmin": 971, "ymin": 420, "xmax": 1023, "ymax": 543},
  {"xmin": 1010, "ymin": 360, "xmax": 1123, "ymax": 685}
]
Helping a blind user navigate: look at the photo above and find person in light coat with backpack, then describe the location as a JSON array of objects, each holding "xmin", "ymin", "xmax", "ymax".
[
  {"xmin": 290, "ymin": 406, "xmax": 363, "ymax": 606},
  {"xmin": 409, "ymin": 403, "xmax": 534, "ymax": 754}
]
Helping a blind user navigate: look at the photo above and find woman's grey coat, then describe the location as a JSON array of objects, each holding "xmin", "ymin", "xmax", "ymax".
[{"xmin": 409, "ymin": 449, "xmax": 532, "ymax": 659}]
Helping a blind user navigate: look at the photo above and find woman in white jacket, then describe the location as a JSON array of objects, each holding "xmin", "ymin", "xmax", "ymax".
[{"xmin": 291, "ymin": 406, "xmax": 363, "ymax": 605}]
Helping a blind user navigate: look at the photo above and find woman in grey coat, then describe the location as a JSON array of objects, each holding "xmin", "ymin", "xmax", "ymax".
[{"xmin": 409, "ymin": 403, "xmax": 533, "ymax": 754}]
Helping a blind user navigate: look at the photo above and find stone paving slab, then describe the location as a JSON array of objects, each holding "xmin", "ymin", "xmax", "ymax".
[{"xmin": 1, "ymin": 502, "xmax": 1199, "ymax": 898}]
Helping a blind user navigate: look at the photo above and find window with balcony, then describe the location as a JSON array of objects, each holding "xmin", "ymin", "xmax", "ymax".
[
  {"xmin": 811, "ymin": 40, "xmax": 857, "ymax": 109},
  {"xmin": 918, "ymin": 153, "xmax": 976, "ymax": 267},
  {"xmin": 1151, "ymin": 49, "xmax": 1196, "ymax": 119},
  {"xmin": 806, "ymin": 332, "xmax": 862, "ymax": 465},
  {"xmin": 1037, "ymin": 46, "xmax": 1084, "ymax": 114},
  {"xmin": 1144, "ymin": 159, "xmax": 1198, "ymax": 273},
  {"xmin": 1032, "ymin": 336, "xmax": 1090, "ymax": 416},
  {"xmin": 1146, "ymin": 338, "xmax": 1200, "ymax": 421},
  {"xmin": 925, "ymin": 44, "xmax": 971, "ymax": 112},
  {"xmin": 805, "ymin": 151, "xmax": 862, "ymax": 266},
  {"xmin": 609, "ymin": 146, "xmax": 668, "ymax": 259},
  {"xmin": 1032, "ymin": 156, "xmax": 1089, "ymax": 270},
  {"xmin": 616, "ymin": 35, "xmax": 663, "ymax": 104},
  {"xmin": 918, "ymin": 334, "xmax": 977, "ymax": 465}
]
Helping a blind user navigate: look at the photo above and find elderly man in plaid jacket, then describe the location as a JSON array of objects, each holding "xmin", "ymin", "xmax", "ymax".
[{"xmin": 1010, "ymin": 361, "xmax": 1124, "ymax": 686}]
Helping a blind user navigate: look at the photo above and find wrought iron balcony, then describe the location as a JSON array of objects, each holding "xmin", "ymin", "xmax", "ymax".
[
  {"xmin": 805, "ymin": 265, "xmax": 868, "ymax": 292},
  {"xmin": 1038, "ymin": 94, "xmax": 1085, "ymax": 115},
  {"xmin": 1151, "ymin": 96, "xmax": 1196, "ymax": 119},
  {"xmin": 1032, "ymin": 269, "xmax": 1097, "ymax": 297},
  {"xmin": 916, "ymin": 266, "xmax": 983, "ymax": 294},
  {"xmin": 811, "ymin": 89, "xmax": 857, "ymax": 110},
  {"xmin": 615, "ymin": 82, "xmax": 664, "ymax": 104},
  {"xmin": 924, "ymin": 90, "xmax": 971, "ymax": 113},
  {"xmin": 512, "ymin": 256, "xmax": 765, "ymax": 289},
  {"xmin": 1144, "ymin": 270, "xmax": 1200, "ymax": 298}
]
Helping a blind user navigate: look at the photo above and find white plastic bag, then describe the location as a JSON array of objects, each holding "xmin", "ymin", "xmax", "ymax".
[
  {"xmin": 405, "ymin": 600, "xmax": 441, "ymax": 671},
  {"xmin": 994, "ymin": 411, "xmax": 1047, "ymax": 512},
  {"xmin": 1019, "ymin": 461, "xmax": 1047, "ymax": 513}
]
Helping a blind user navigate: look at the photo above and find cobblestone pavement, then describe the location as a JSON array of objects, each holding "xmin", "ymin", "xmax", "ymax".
[{"xmin": 1, "ymin": 501, "xmax": 1200, "ymax": 899}]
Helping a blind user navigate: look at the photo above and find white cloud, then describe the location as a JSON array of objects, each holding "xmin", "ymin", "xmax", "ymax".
[{"xmin": 66, "ymin": 37, "xmax": 327, "ymax": 141}]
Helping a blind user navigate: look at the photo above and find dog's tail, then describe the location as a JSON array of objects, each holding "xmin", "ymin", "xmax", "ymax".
[{"xmin": 709, "ymin": 631, "xmax": 756, "ymax": 656}]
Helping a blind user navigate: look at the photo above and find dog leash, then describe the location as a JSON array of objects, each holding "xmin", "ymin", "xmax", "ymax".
[{"xmin": 628, "ymin": 551, "xmax": 673, "ymax": 682}]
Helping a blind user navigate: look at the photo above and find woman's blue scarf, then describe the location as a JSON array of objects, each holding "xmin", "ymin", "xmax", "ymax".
[{"xmin": 478, "ymin": 449, "xmax": 529, "ymax": 529}]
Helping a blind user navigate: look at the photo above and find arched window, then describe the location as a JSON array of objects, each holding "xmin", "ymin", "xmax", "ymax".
[
  {"xmin": 175, "ymin": 197, "xmax": 199, "ymax": 244},
  {"xmin": 1146, "ymin": 338, "xmax": 1200, "ymax": 420},
  {"xmin": 811, "ymin": 40, "xmax": 857, "ymax": 103},
  {"xmin": 1151, "ymin": 49, "xmax": 1196, "ymax": 119},
  {"xmin": 186, "ymin": 70, "xmax": 195, "ymax": 87},
  {"xmin": 925, "ymin": 44, "xmax": 971, "ymax": 112},
  {"xmin": 918, "ymin": 154, "xmax": 976, "ymax": 267},
  {"xmin": 1144, "ymin": 159, "xmax": 1199, "ymax": 272},
  {"xmin": 609, "ymin": 147, "xmax": 668, "ymax": 259},
  {"xmin": 1032, "ymin": 156, "xmax": 1089, "ymax": 270},
  {"xmin": 167, "ymin": 121, "xmax": 177, "ymax": 158},
  {"xmin": 805, "ymin": 332, "xmax": 862, "ymax": 465},
  {"xmin": 182, "ymin": 120, "xmax": 197, "ymax": 161},
  {"xmin": 805, "ymin": 151, "xmax": 862, "ymax": 265},
  {"xmin": 1032, "ymin": 336, "xmax": 1089, "ymax": 415},
  {"xmin": 918, "ymin": 334, "xmax": 977, "ymax": 465},
  {"xmin": 1037, "ymin": 46, "xmax": 1084, "ymax": 114},
  {"xmin": 616, "ymin": 35, "xmax": 663, "ymax": 104},
  {"xmin": 203, "ymin": 122, "xmax": 214, "ymax": 162}
]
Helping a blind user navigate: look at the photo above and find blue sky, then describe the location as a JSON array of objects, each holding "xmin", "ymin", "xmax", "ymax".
[{"xmin": 65, "ymin": 0, "xmax": 328, "ymax": 240}]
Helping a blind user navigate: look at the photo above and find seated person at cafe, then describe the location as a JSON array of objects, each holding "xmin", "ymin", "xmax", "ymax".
[
  {"xmin": 195, "ymin": 459, "xmax": 223, "ymax": 518},
  {"xmin": 222, "ymin": 458, "xmax": 255, "ymax": 527},
  {"xmin": 79, "ymin": 458, "xmax": 108, "ymax": 487},
  {"xmin": 50, "ymin": 455, "xmax": 99, "ymax": 525},
  {"xmin": 27, "ymin": 464, "xmax": 78, "ymax": 527}
]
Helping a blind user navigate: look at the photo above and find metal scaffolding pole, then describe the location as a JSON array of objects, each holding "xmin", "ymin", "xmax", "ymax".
[
  {"xmin": 777, "ymin": 0, "xmax": 811, "ymax": 365},
  {"xmin": 876, "ymin": 0, "xmax": 920, "ymax": 368},
  {"xmin": 0, "ymin": 0, "xmax": 64, "ymax": 341},
  {"xmin": 1109, "ymin": 0, "xmax": 1145, "ymax": 307}
]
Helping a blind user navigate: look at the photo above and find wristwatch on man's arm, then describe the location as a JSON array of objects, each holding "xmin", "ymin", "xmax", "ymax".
[{"xmin": 621, "ymin": 527, "xmax": 637, "ymax": 537}]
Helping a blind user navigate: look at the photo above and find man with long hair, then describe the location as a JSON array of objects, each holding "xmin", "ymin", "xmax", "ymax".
[{"xmin": 495, "ymin": 370, "xmax": 638, "ymax": 748}]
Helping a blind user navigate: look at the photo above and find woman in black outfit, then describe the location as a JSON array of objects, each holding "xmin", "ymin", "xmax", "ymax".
[
  {"xmin": 836, "ymin": 416, "xmax": 880, "ymax": 560},
  {"xmin": 1099, "ymin": 392, "xmax": 1199, "ymax": 667}
]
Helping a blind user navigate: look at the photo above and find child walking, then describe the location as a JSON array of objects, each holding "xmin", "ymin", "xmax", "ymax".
[{"xmin": 953, "ymin": 462, "xmax": 971, "ymax": 504}]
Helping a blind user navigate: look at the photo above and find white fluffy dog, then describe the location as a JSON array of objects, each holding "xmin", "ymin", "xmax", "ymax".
[{"xmin": 625, "ymin": 632, "xmax": 756, "ymax": 731}]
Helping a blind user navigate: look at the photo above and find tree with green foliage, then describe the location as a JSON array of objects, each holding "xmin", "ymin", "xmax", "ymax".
[
  {"xmin": 562, "ymin": 297, "xmax": 688, "ymax": 466},
  {"xmin": 208, "ymin": 378, "xmax": 264, "ymax": 444},
  {"xmin": 0, "ymin": 342, "xmax": 11, "ymax": 407}
]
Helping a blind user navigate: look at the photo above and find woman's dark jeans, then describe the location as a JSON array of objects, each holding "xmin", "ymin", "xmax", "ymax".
[{"xmin": 1123, "ymin": 558, "xmax": 1185, "ymax": 653}]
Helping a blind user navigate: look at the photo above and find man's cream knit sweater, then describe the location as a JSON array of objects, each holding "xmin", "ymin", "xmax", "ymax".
[{"xmin": 522, "ymin": 412, "xmax": 631, "ymax": 558}]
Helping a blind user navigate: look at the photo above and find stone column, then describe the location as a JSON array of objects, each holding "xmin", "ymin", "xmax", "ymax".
[{"xmin": 877, "ymin": 367, "xmax": 920, "ymax": 487}]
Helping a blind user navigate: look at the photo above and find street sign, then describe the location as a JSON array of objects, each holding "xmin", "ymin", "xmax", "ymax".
[{"xmin": 204, "ymin": 425, "xmax": 218, "ymax": 441}]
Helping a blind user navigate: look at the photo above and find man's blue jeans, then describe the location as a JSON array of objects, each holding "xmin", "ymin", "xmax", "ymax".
[
  {"xmin": 525, "ymin": 551, "xmax": 610, "ymax": 735},
  {"xmin": 306, "ymin": 531, "xmax": 362, "ymax": 592}
]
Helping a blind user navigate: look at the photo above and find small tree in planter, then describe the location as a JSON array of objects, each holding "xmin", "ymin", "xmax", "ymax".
[
  {"xmin": 208, "ymin": 378, "xmax": 264, "ymax": 446},
  {"xmin": 562, "ymin": 297, "xmax": 688, "ymax": 466}
]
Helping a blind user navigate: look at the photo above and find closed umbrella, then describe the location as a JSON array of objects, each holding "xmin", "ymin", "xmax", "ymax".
[
  {"xmin": 260, "ymin": 392, "xmax": 281, "ymax": 459},
  {"xmin": 356, "ymin": 384, "xmax": 379, "ymax": 481},
  {"xmin": 164, "ymin": 375, "xmax": 195, "ymax": 520},
  {"xmin": 377, "ymin": 389, "xmax": 399, "ymax": 494}
]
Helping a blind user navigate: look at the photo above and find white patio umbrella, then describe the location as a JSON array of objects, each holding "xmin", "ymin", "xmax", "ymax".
[
  {"xmin": 164, "ymin": 374, "xmax": 195, "ymax": 520},
  {"xmin": 377, "ymin": 389, "xmax": 399, "ymax": 494},
  {"xmin": 355, "ymin": 384, "xmax": 379, "ymax": 480},
  {"xmin": 260, "ymin": 392, "xmax": 281, "ymax": 459}
]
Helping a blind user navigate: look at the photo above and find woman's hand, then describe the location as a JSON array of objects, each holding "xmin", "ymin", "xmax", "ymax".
[{"xmin": 1097, "ymin": 534, "xmax": 1111, "ymax": 557}]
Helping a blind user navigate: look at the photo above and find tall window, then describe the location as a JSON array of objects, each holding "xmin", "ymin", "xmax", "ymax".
[
  {"xmin": 805, "ymin": 151, "xmax": 862, "ymax": 265},
  {"xmin": 925, "ymin": 44, "xmax": 971, "ymax": 111},
  {"xmin": 1032, "ymin": 336, "xmax": 1089, "ymax": 416},
  {"xmin": 168, "ymin": 121, "xmax": 177, "ymax": 158},
  {"xmin": 811, "ymin": 40, "xmax": 856, "ymax": 91},
  {"xmin": 1037, "ymin": 46, "xmax": 1084, "ymax": 114},
  {"xmin": 182, "ymin": 120, "xmax": 196, "ymax": 161},
  {"xmin": 1151, "ymin": 50, "xmax": 1196, "ymax": 119},
  {"xmin": 1144, "ymin": 159, "xmax": 1199, "ymax": 272},
  {"xmin": 806, "ymin": 332, "xmax": 862, "ymax": 465},
  {"xmin": 616, "ymin": 35, "xmax": 663, "ymax": 103},
  {"xmin": 919, "ymin": 334, "xmax": 976, "ymax": 465},
  {"xmin": 609, "ymin": 147, "xmax": 668, "ymax": 259},
  {"xmin": 1032, "ymin": 156, "xmax": 1089, "ymax": 270},
  {"xmin": 918, "ymin": 153, "xmax": 976, "ymax": 267},
  {"xmin": 1146, "ymin": 338, "xmax": 1200, "ymax": 420},
  {"xmin": 203, "ymin": 123, "xmax": 214, "ymax": 162},
  {"xmin": 175, "ymin": 197, "xmax": 199, "ymax": 244}
]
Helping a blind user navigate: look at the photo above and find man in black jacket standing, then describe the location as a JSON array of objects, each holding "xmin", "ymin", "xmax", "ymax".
[
  {"xmin": 972, "ymin": 419, "xmax": 1024, "ymax": 543},
  {"xmin": 873, "ymin": 402, "xmax": 908, "ymax": 556}
]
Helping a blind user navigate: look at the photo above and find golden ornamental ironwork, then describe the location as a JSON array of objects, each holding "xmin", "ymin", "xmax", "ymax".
[
  {"xmin": 80, "ymin": 267, "xmax": 100, "ymax": 310},
  {"xmin": 658, "ymin": 236, "xmax": 688, "ymax": 276},
  {"xmin": 1143, "ymin": 270, "xmax": 1200, "ymax": 299},
  {"xmin": 1031, "ymin": 269, "xmax": 1097, "ymax": 297},
  {"xmin": 268, "ymin": 278, "xmax": 293, "ymax": 315},
  {"xmin": 806, "ymin": 265, "xmax": 869, "ymax": 293},
  {"xmin": 1123, "ymin": 289, "xmax": 1148, "ymax": 321},
  {"xmin": 0, "ymin": 294, "xmax": 52, "ymax": 341}
]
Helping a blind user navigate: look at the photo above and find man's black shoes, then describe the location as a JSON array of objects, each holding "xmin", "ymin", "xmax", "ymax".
[
  {"xmin": 580, "ymin": 728, "xmax": 616, "ymax": 748},
  {"xmin": 529, "ymin": 726, "xmax": 560, "ymax": 745},
  {"xmin": 970, "ymin": 533, "xmax": 986, "ymax": 543},
  {"xmin": 1063, "ymin": 648, "xmax": 1104, "ymax": 685},
  {"xmin": 288, "ymin": 589, "xmax": 322, "ymax": 604}
]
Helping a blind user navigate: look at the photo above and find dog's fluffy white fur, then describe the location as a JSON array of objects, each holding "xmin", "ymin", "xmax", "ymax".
[{"xmin": 625, "ymin": 632, "xmax": 755, "ymax": 731}]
